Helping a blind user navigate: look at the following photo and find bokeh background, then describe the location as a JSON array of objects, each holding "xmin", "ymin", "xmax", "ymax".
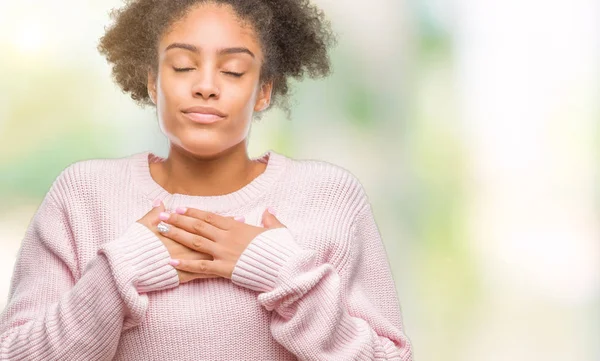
[{"xmin": 1, "ymin": 0, "xmax": 599, "ymax": 360}]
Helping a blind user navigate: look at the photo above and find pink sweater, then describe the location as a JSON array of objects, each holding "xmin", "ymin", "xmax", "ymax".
[{"xmin": 0, "ymin": 149, "xmax": 413, "ymax": 360}]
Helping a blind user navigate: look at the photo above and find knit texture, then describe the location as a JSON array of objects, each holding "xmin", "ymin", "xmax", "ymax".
[{"xmin": 0, "ymin": 149, "xmax": 413, "ymax": 361}]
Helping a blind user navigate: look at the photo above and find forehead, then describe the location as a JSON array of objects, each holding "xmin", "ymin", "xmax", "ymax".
[{"xmin": 159, "ymin": 3, "xmax": 261, "ymax": 57}]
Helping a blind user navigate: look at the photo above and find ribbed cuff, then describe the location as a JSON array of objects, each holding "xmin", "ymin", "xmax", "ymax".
[
  {"xmin": 370, "ymin": 330, "xmax": 408, "ymax": 361},
  {"xmin": 98, "ymin": 222, "xmax": 180, "ymax": 294},
  {"xmin": 231, "ymin": 227, "xmax": 302, "ymax": 293}
]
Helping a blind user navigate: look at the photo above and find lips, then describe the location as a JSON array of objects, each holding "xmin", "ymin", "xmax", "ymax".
[
  {"xmin": 181, "ymin": 106, "xmax": 227, "ymax": 124},
  {"xmin": 182, "ymin": 106, "xmax": 226, "ymax": 117}
]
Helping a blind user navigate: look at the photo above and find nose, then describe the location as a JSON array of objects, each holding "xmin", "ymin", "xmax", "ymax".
[{"xmin": 191, "ymin": 68, "xmax": 220, "ymax": 100}]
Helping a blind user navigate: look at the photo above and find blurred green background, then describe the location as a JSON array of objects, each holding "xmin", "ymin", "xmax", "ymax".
[{"xmin": 0, "ymin": 1, "xmax": 598, "ymax": 360}]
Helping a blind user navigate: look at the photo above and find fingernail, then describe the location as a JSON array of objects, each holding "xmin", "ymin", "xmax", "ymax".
[
  {"xmin": 234, "ymin": 216, "xmax": 245, "ymax": 222},
  {"xmin": 159, "ymin": 212, "xmax": 170, "ymax": 221},
  {"xmin": 152, "ymin": 198, "xmax": 162, "ymax": 207},
  {"xmin": 169, "ymin": 258, "xmax": 180, "ymax": 266},
  {"xmin": 157, "ymin": 222, "xmax": 170, "ymax": 233},
  {"xmin": 267, "ymin": 207, "xmax": 276, "ymax": 215},
  {"xmin": 175, "ymin": 207, "xmax": 187, "ymax": 214}
]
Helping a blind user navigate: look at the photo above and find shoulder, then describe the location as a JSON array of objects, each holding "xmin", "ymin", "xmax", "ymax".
[
  {"xmin": 283, "ymin": 154, "xmax": 370, "ymax": 215},
  {"xmin": 290, "ymin": 156, "xmax": 363, "ymax": 186},
  {"xmin": 47, "ymin": 153, "xmax": 134, "ymax": 206}
]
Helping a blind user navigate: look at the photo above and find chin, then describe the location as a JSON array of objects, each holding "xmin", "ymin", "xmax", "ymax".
[{"xmin": 175, "ymin": 140, "xmax": 234, "ymax": 159}]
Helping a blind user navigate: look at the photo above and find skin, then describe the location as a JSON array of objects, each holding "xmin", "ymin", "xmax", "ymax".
[
  {"xmin": 159, "ymin": 202, "xmax": 285, "ymax": 281},
  {"xmin": 137, "ymin": 200, "xmax": 286, "ymax": 282},
  {"xmin": 147, "ymin": 2, "xmax": 273, "ymax": 197},
  {"xmin": 140, "ymin": 3, "xmax": 287, "ymax": 282}
]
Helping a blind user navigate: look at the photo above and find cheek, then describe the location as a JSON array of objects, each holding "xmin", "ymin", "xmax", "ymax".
[
  {"xmin": 154, "ymin": 77, "xmax": 183, "ymax": 133},
  {"xmin": 155, "ymin": 71, "xmax": 258, "ymax": 121},
  {"xmin": 232, "ymin": 81, "xmax": 260, "ymax": 111},
  {"xmin": 231, "ymin": 90, "xmax": 255, "ymax": 113},
  {"xmin": 158, "ymin": 75, "xmax": 187, "ymax": 104}
]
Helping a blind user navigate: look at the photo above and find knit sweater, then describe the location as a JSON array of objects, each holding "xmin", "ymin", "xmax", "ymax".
[{"xmin": 0, "ymin": 149, "xmax": 413, "ymax": 361}]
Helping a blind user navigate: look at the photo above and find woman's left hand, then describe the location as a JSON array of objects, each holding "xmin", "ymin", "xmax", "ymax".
[{"xmin": 157, "ymin": 207, "xmax": 286, "ymax": 282}]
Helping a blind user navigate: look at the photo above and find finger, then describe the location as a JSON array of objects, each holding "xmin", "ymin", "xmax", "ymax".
[
  {"xmin": 160, "ymin": 212, "xmax": 222, "ymax": 242},
  {"xmin": 157, "ymin": 222, "xmax": 217, "ymax": 255},
  {"xmin": 152, "ymin": 198, "xmax": 165, "ymax": 211},
  {"xmin": 148, "ymin": 199, "xmax": 166, "ymax": 226},
  {"xmin": 178, "ymin": 269, "xmax": 220, "ymax": 284},
  {"xmin": 172, "ymin": 259, "xmax": 229, "ymax": 279},
  {"xmin": 261, "ymin": 207, "xmax": 286, "ymax": 229},
  {"xmin": 175, "ymin": 207, "xmax": 234, "ymax": 230}
]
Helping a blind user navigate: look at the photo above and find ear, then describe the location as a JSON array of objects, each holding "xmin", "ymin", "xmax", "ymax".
[
  {"xmin": 254, "ymin": 80, "xmax": 273, "ymax": 112},
  {"xmin": 147, "ymin": 68, "xmax": 157, "ymax": 105}
]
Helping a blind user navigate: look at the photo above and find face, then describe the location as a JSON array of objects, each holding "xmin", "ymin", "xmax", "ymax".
[{"xmin": 147, "ymin": 3, "xmax": 272, "ymax": 158}]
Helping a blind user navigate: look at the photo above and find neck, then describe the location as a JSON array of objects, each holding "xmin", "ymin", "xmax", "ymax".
[{"xmin": 150, "ymin": 141, "xmax": 265, "ymax": 197}]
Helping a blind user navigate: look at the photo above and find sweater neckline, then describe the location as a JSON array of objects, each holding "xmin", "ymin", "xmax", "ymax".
[{"xmin": 130, "ymin": 149, "xmax": 287, "ymax": 214}]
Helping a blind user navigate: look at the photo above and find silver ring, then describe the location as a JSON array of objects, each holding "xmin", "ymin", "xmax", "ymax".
[{"xmin": 157, "ymin": 222, "xmax": 170, "ymax": 233}]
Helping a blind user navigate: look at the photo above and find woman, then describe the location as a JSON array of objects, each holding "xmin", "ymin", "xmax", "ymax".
[{"xmin": 0, "ymin": 1, "xmax": 413, "ymax": 360}]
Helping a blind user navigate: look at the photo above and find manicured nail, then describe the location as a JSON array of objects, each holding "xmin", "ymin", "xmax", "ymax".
[
  {"xmin": 234, "ymin": 216, "xmax": 245, "ymax": 222},
  {"xmin": 157, "ymin": 222, "xmax": 170, "ymax": 233},
  {"xmin": 159, "ymin": 212, "xmax": 170, "ymax": 221},
  {"xmin": 267, "ymin": 207, "xmax": 276, "ymax": 215},
  {"xmin": 152, "ymin": 198, "xmax": 162, "ymax": 207},
  {"xmin": 175, "ymin": 207, "xmax": 187, "ymax": 214},
  {"xmin": 169, "ymin": 258, "xmax": 180, "ymax": 266}
]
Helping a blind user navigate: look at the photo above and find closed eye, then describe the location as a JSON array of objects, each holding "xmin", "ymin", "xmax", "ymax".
[
  {"xmin": 172, "ymin": 68, "xmax": 243, "ymax": 77},
  {"xmin": 223, "ymin": 71, "xmax": 243, "ymax": 77}
]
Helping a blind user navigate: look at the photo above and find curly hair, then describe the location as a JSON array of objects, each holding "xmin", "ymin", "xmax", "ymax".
[{"xmin": 97, "ymin": 0, "xmax": 337, "ymax": 118}]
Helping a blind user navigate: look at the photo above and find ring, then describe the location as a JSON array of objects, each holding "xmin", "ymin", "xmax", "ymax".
[{"xmin": 157, "ymin": 222, "xmax": 170, "ymax": 233}]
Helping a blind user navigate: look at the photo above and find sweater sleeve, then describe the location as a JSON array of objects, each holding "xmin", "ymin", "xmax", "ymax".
[
  {"xmin": 231, "ymin": 201, "xmax": 414, "ymax": 361},
  {"xmin": 0, "ymin": 189, "xmax": 180, "ymax": 360}
]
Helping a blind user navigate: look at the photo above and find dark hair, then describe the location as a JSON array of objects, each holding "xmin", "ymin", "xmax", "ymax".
[{"xmin": 97, "ymin": 0, "xmax": 337, "ymax": 118}]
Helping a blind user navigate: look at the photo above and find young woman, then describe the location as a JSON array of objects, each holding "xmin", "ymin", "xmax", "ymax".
[{"xmin": 0, "ymin": 1, "xmax": 413, "ymax": 360}]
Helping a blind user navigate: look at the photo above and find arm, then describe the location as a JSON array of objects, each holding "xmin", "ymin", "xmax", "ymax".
[
  {"xmin": 231, "ymin": 201, "xmax": 414, "ymax": 361},
  {"xmin": 0, "ymin": 188, "xmax": 179, "ymax": 360}
]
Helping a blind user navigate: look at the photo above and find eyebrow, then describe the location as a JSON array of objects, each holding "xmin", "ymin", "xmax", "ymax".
[{"xmin": 164, "ymin": 43, "xmax": 255, "ymax": 58}]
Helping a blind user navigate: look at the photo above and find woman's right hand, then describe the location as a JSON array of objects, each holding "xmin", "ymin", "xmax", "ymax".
[{"xmin": 136, "ymin": 199, "xmax": 219, "ymax": 282}]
